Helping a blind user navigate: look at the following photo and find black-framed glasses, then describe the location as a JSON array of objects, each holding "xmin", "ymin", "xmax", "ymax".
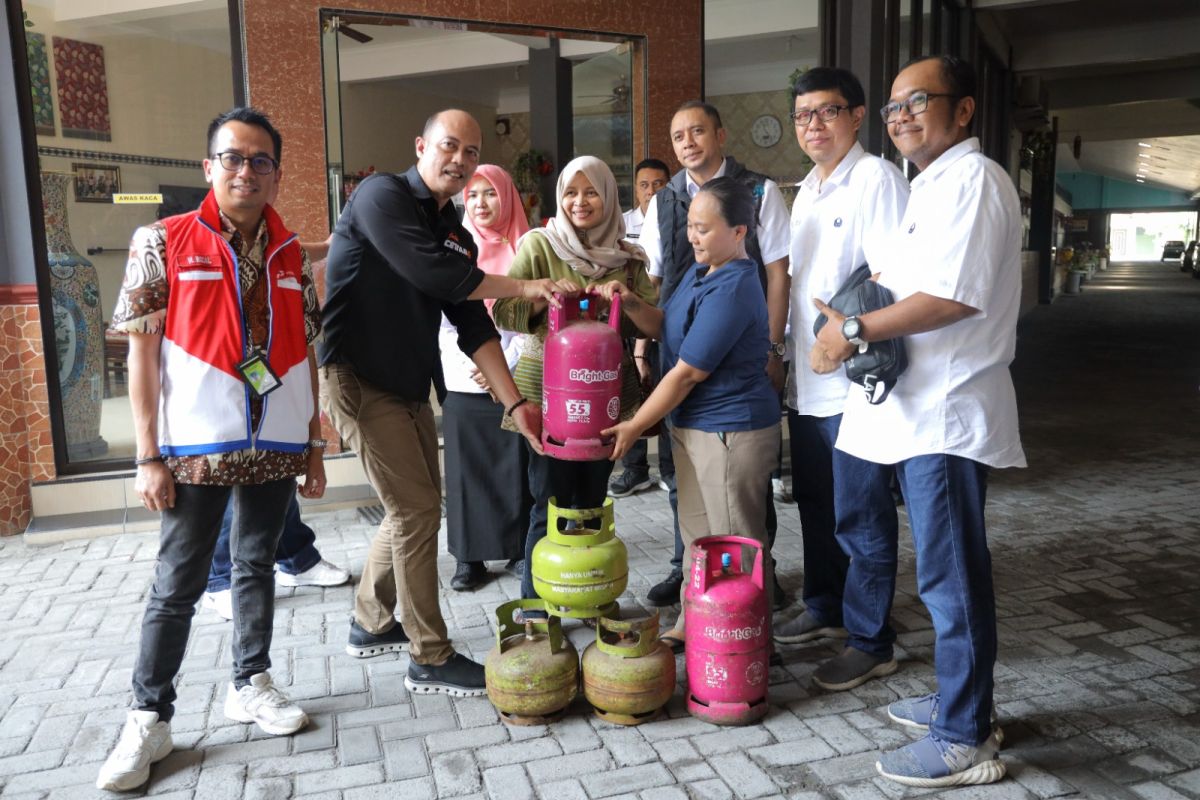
[
  {"xmin": 212, "ymin": 151, "xmax": 279, "ymax": 175},
  {"xmin": 880, "ymin": 91, "xmax": 959, "ymax": 123},
  {"xmin": 790, "ymin": 104, "xmax": 851, "ymax": 126}
]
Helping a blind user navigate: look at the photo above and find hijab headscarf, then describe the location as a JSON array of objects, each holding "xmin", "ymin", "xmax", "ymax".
[
  {"xmin": 531, "ymin": 155, "xmax": 646, "ymax": 280},
  {"xmin": 461, "ymin": 164, "xmax": 529, "ymax": 276}
]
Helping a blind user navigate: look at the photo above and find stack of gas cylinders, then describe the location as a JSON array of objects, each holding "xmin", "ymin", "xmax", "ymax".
[{"xmin": 484, "ymin": 293, "xmax": 769, "ymax": 726}]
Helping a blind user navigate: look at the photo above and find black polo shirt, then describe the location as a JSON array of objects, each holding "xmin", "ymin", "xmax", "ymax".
[{"xmin": 319, "ymin": 166, "xmax": 498, "ymax": 402}]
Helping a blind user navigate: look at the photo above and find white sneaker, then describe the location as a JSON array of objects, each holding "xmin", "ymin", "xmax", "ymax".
[
  {"xmin": 275, "ymin": 558, "xmax": 351, "ymax": 587},
  {"xmin": 772, "ymin": 477, "xmax": 792, "ymax": 503},
  {"xmin": 224, "ymin": 672, "xmax": 308, "ymax": 735},
  {"xmin": 202, "ymin": 590, "xmax": 233, "ymax": 621},
  {"xmin": 95, "ymin": 710, "xmax": 172, "ymax": 791}
]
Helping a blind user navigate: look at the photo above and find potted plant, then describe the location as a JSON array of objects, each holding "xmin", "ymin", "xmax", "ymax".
[{"xmin": 511, "ymin": 149, "xmax": 553, "ymax": 226}]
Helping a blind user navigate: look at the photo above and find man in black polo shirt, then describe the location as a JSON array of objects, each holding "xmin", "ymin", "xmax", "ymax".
[{"xmin": 320, "ymin": 109, "xmax": 569, "ymax": 695}]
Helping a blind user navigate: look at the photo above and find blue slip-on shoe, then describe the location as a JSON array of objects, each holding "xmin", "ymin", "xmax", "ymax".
[{"xmin": 876, "ymin": 731, "xmax": 1006, "ymax": 788}]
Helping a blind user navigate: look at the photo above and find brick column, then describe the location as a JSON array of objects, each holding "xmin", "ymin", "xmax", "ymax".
[{"xmin": 0, "ymin": 286, "xmax": 54, "ymax": 535}]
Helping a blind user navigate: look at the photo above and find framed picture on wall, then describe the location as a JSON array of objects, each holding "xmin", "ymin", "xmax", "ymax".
[{"xmin": 72, "ymin": 163, "xmax": 120, "ymax": 203}]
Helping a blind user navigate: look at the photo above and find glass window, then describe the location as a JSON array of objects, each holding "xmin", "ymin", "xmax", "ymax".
[
  {"xmin": 19, "ymin": 0, "xmax": 234, "ymax": 472},
  {"xmin": 703, "ymin": 0, "xmax": 822, "ymax": 207}
]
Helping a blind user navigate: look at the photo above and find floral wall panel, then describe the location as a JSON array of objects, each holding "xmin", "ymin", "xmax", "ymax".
[
  {"xmin": 25, "ymin": 32, "xmax": 55, "ymax": 136},
  {"xmin": 52, "ymin": 37, "xmax": 112, "ymax": 142}
]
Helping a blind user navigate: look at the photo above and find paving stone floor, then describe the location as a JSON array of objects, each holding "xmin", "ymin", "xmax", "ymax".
[{"xmin": 2, "ymin": 261, "xmax": 1200, "ymax": 799}]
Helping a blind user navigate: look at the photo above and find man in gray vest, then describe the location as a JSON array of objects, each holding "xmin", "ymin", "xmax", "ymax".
[{"xmin": 638, "ymin": 100, "xmax": 791, "ymax": 606}]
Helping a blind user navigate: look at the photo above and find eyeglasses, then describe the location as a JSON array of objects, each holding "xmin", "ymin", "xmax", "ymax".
[
  {"xmin": 880, "ymin": 91, "xmax": 959, "ymax": 123},
  {"xmin": 790, "ymin": 104, "xmax": 851, "ymax": 126},
  {"xmin": 211, "ymin": 151, "xmax": 279, "ymax": 175}
]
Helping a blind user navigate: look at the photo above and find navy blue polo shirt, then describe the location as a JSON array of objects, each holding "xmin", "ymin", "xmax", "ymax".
[{"xmin": 660, "ymin": 259, "xmax": 778, "ymax": 432}]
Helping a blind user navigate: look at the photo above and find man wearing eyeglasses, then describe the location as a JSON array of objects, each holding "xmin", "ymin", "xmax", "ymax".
[
  {"xmin": 772, "ymin": 68, "xmax": 910, "ymax": 694},
  {"xmin": 319, "ymin": 109, "xmax": 570, "ymax": 697},
  {"xmin": 812, "ymin": 55, "xmax": 1024, "ymax": 788},
  {"xmin": 100, "ymin": 107, "xmax": 322, "ymax": 791}
]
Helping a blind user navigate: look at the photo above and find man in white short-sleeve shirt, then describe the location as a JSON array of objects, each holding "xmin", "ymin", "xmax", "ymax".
[
  {"xmin": 812, "ymin": 56, "xmax": 1023, "ymax": 789},
  {"xmin": 771, "ymin": 69, "xmax": 911, "ymax": 690},
  {"xmin": 636, "ymin": 100, "xmax": 792, "ymax": 607}
]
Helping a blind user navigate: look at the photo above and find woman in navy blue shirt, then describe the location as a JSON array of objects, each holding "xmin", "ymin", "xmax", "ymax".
[{"xmin": 599, "ymin": 177, "xmax": 780, "ymax": 650}]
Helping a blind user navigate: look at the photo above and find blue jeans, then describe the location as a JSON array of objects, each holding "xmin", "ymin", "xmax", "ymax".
[
  {"xmin": 897, "ymin": 454, "xmax": 996, "ymax": 746},
  {"xmin": 523, "ymin": 448, "xmax": 614, "ymax": 599},
  {"xmin": 207, "ymin": 491, "xmax": 320, "ymax": 592},
  {"xmin": 131, "ymin": 479, "xmax": 296, "ymax": 720},
  {"xmin": 833, "ymin": 447, "xmax": 900, "ymax": 658},
  {"xmin": 787, "ymin": 411, "xmax": 850, "ymax": 624}
]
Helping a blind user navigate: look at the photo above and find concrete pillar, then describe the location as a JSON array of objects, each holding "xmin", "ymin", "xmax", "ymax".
[{"xmin": 529, "ymin": 38, "xmax": 573, "ymax": 217}]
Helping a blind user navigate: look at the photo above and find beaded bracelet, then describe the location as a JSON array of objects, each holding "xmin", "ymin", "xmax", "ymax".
[{"xmin": 505, "ymin": 397, "xmax": 529, "ymax": 416}]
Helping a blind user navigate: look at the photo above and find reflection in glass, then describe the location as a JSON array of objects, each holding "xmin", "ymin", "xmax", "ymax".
[{"xmin": 21, "ymin": 0, "xmax": 234, "ymax": 468}]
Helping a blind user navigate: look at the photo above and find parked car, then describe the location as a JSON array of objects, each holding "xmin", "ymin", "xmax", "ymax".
[
  {"xmin": 1184, "ymin": 241, "xmax": 1198, "ymax": 278},
  {"xmin": 1161, "ymin": 240, "xmax": 1185, "ymax": 261}
]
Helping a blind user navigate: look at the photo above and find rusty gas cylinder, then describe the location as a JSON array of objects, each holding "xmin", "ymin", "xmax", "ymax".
[
  {"xmin": 485, "ymin": 599, "xmax": 579, "ymax": 725},
  {"xmin": 581, "ymin": 613, "xmax": 676, "ymax": 725}
]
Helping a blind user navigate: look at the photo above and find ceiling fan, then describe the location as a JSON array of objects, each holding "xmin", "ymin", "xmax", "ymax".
[
  {"xmin": 324, "ymin": 16, "xmax": 373, "ymax": 44},
  {"xmin": 578, "ymin": 80, "xmax": 631, "ymax": 111}
]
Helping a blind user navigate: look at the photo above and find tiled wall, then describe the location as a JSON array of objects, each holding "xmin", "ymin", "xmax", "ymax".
[
  {"xmin": 0, "ymin": 294, "xmax": 55, "ymax": 535},
  {"xmin": 710, "ymin": 90, "xmax": 813, "ymax": 189},
  {"xmin": 242, "ymin": 0, "xmax": 703, "ymax": 243},
  {"xmin": 498, "ymin": 92, "xmax": 815, "ymax": 204}
]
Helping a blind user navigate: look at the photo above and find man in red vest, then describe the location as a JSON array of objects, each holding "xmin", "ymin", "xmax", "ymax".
[{"xmin": 99, "ymin": 107, "xmax": 322, "ymax": 792}]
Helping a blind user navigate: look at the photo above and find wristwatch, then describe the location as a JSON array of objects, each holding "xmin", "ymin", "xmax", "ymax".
[
  {"xmin": 306, "ymin": 438, "xmax": 328, "ymax": 450},
  {"xmin": 841, "ymin": 316, "xmax": 867, "ymax": 348},
  {"xmin": 768, "ymin": 341, "xmax": 786, "ymax": 359}
]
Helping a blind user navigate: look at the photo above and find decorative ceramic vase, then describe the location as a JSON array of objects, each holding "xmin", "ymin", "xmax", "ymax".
[{"xmin": 42, "ymin": 171, "xmax": 107, "ymax": 460}]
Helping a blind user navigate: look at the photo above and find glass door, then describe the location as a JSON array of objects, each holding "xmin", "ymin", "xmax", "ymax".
[
  {"xmin": 572, "ymin": 43, "xmax": 635, "ymax": 211},
  {"xmin": 321, "ymin": 14, "xmax": 345, "ymax": 228}
]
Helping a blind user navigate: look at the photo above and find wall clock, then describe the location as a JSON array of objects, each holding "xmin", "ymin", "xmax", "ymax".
[{"xmin": 751, "ymin": 114, "xmax": 782, "ymax": 148}]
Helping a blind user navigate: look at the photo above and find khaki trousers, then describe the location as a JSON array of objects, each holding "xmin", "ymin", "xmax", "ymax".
[
  {"xmin": 321, "ymin": 364, "xmax": 453, "ymax": 664},
  {"xmin": 671, "ymin": 423, "xmax": 780, "ymax": 634}
]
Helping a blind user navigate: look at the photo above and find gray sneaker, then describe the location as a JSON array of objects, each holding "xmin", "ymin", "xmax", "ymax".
[
  {"xmin": 774, "ymin": 610, "xmax": 848, "ymax": 644},
  {"xmin": 812, "ymin": 647, "xmax": 898, "ymax": 691}
]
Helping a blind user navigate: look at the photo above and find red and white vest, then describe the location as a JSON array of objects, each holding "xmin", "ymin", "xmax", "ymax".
[{"xmin": 158, "ymin": 191, "xmax": 311, "ymax": 456}]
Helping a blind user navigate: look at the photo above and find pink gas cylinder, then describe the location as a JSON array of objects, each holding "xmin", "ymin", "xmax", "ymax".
[
  {"xmin": 542, "ymin": 291, "xmax": 623, "ymax": 460},
  {"xmin": 684, "ymin": 535, "xmax": 770, "ymax": 725}
]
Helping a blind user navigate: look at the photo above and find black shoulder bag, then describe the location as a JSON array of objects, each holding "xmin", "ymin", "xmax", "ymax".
[{"xmin": 812, "ymin": 264, "xmax": 908, "ymax": 405}]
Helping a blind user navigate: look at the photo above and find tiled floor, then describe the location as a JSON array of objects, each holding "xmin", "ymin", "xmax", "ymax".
[{"xmin": 1, "ymin": 261, "xmax": 1199, "ymax": 798}]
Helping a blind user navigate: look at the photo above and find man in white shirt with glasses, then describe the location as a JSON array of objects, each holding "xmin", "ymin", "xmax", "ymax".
[
  {"xmin": 812, "ymin": 54, "xmax": 1024, "ymax": 789},
  {"xmin": 773, "ymin": 69, "xmax": 910, "ymax": 702}
]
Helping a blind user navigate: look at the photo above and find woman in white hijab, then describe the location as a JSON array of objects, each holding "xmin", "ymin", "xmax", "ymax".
[{"xmin": 494, "ymin": 155, "xmax": 658, "ymax": 604}]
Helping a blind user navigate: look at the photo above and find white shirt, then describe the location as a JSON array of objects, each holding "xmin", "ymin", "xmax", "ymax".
[
  {"xmin": 835, "ymin": 138, "xmax": 1026, "ymax": 469},
  {"xmin": 622, "ymin": 206, "xmax": 645, "ymax": 241},
  {"xmin": 640, "ymin": 160, "xmax": 791, "ymax": 279},
  {"xmin": 786, "ymin": 143, "xmax": 910, "ymax": 416},
  {"xmin": 438, "ymin": 316, "xmax": 523, "ymax": 394}
]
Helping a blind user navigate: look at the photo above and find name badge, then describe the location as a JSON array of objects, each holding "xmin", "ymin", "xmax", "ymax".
[{"xmin": 235, "ymin": 348, "xmax": 281, "ymax": 397}]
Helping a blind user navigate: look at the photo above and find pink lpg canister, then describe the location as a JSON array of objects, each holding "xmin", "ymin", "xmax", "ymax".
[
  {"xmin": 541, "ymin": 291, "xmax": 623, "ymax": 461},
  {"xmin": 684, "ymin": 535, "xmax": 770, "ymax": 725}
]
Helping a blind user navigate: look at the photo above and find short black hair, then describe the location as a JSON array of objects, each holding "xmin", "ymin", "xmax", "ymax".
[
  {"xmin": 696, "ymin": 176, "xmax": 754, "ymax": 230},
  {"xmin": 634, "ymin": 158, "xmax": 670, "ymax": 177},
  {"xmin": 207, "ymin": 107, "xmax": 282, "ymax": 162},
  {"xmin": 901, "ymin": 54, "xmax": 976, "ymax": 101},
  {"xmin": 790, "ymin": 67, "xmax": 866, "ymax": 109},
  {"xmin": 674, "ymin": 100, "xmax": 723, "ymax": 130}
]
